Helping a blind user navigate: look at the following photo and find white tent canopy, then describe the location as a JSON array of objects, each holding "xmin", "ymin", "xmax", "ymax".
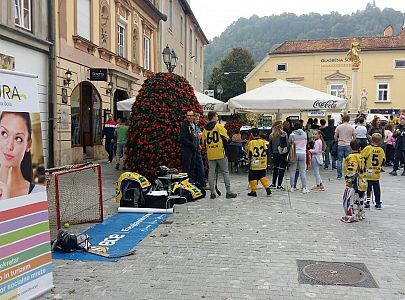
[
  {"xmin": 117, "ymin": 90, "xmax": 228, "ymax": 112},
  {"xmin": 227, "ymin": 79, "xmax": 347, "ymax": 113}
]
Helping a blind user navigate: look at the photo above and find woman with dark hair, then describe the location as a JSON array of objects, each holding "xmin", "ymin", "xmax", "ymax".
[
  {"xmin": 0, "ymin": 112, "xmax": 42, "ymax": 199},
  {"xmin": 269, "ymin": 120, "xmax": 289, "ymax": 189},
  {"xmin": 368, "ymin": 117, "xmax": 385, "ymax": 147}
]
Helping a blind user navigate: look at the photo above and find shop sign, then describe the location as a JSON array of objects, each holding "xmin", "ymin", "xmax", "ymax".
[
  {"xmin": 320, "ymin": 57, "xmax": 350, "ymax": 63},
  {"xmin": 89, "ymin": 68, "xmax": 108, "ymax": 81}
]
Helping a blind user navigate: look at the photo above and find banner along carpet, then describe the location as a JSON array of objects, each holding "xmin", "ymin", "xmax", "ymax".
[{"xmin": 52, "ymin": 212, "xmax": 170, "ymax": 262}]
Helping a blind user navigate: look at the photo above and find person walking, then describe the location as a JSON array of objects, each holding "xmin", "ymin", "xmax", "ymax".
[
  {"xmin": 389, "ymin": 115, "xmax": 405, "ymax": 176},
  {"xmin": 335, "ymin": 114, "xmax": 356, "ymax": 179},
  {"xmin": 321, "ymin": 118, "xmax": 337, "ymax": 169},
  {"xmin": 309, "ymin": 130, "xmax": 326, "ymax": 191},
  {"xmin": 268, "ymin": 120, "xmax": 289, "ymax": 189},
  {"xmin": 114, "ymin": 118, "xmax": 129, "ymax": 170},
  {"xmin": 202, "ymin": 111, "xmax": 237, "ymax": 199},
  {"xmin": 102, "ymin": 114, "xmax": 116, "ymax": 163},
  {"xmin": 179, "ymin": 110, "xmax": 197, "ymax": 180},
  {"xmin": 289, "ymin": 122, "xmax": 310, "ymax": 193}
]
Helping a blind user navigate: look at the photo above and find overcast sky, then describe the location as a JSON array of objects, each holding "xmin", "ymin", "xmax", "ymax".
[{"xmin": 190, "ymin": 0, "xmax": 405, "ymax": 40}]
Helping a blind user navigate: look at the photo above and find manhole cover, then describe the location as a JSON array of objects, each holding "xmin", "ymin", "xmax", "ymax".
[
  {"xmin": 297, "ymin": 260, "xmax": 379, "ymax": 288},
  {"xmin": 303, "ymin": 262, "xmax": 366, "ymax": 285}
]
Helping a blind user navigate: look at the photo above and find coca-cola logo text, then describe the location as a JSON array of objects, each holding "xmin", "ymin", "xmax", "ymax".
[
  {"xmin": 203, "ymin": 103, "xmax": 215, "ymax": 111},
  {"xmin": 313, "ymin": 100, "xmax": 338, "ymax": 109}
]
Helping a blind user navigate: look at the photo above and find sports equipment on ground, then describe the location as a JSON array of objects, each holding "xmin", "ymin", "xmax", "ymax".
[
  {"xmin": 215, "ymin": 166, "xmax": 221, "ymax": 196},
  {"xmin": 46, "ymin": 163, "xmax": 103, "ymax": 240}
]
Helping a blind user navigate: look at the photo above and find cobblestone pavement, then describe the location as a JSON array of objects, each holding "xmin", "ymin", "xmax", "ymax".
[{"xmin": 42, "ymin": 161, "xmax": 405, "ymax": 300}]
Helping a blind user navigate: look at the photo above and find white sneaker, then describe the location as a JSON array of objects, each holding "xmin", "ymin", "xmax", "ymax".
[
  {"xmin": 302, "ymin": 188, "xmax": 310, "ymax": 194},
  {"xmin": 289, "ymin": 187, "xmax": 296, "ymax": 192}
]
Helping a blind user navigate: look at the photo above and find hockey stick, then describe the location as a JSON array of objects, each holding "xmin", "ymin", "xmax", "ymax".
[
  {"xmin": 86, "ymin": 248, "xmax": 136, "ymax": 258},
  {"xmin": 285, "ymin": 173, "xmax": 292, "ymax": 209},
  {"xmin": 215, "ymin": 165, "xmax": 221, "ymax": 196}
]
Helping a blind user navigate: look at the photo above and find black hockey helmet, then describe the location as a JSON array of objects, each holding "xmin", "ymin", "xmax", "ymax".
[{"xmin": 155, "ymin": 165, "xmax": 169, "ymax": 176}]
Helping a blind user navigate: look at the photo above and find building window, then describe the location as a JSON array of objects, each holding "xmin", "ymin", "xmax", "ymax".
[
  {"xmin": 189, "ymin": 29, "xmax": 193, "ymax": 55},
  {"xmin": 117, "ymin": 24, "xmax": 126, "ymax": 57},
  {"xmin": 180, "ymin": 15, "xmax": 184, "ymax": 45},
  {"xmin": 394, "ymin": 59, "xmax": 405, "ymax": 69},
  {"xmin": 168, "ymin": 0, "xmax": 173, "ymax": 30},
  {"xmin": 143, "ymin": 36, "xmax": 150, "ymax": 70},
  {"xmin": 377, "ymin": 83, "xmax": 389, "ymax": 101},
  {"xmin": 76, "ymin": 0, "xmax": 91, "ymax": 40},
  {"xmin": 329, "ymin": 83, "xmax": 344, "ymax": 97},
  {"xmin": 276, "ymin": 63, "xmax": 287, "ymax": 72},
  {"xmin": 15, "ymin": 0, "xmax": 32, "ymax": 31}
]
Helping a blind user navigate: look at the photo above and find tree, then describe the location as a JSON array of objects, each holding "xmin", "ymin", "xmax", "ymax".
[
  {"xmin": 208, "ymin": 47, "xmax": 255, "ymax": 102},
  {"xmin": 126, "ymin": 72, "xmax": 204, "ymax": 180}
]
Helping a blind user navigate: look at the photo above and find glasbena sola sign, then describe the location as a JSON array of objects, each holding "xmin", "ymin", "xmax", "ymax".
[{"xmin": 313, "ymin": 100, "xmax": 338, "ymax": 109}]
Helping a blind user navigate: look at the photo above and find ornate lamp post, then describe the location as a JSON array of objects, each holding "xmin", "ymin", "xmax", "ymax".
[{"xmin": 162, "ymin": 45, "xmax": 178, "ymax": 73}]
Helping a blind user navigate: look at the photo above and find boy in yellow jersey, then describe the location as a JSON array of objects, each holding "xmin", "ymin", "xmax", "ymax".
[
  {"xmin": 202, "ymin": 111, "xmax": 237, "ymax": 199},
  {"xmin": 361, "ymin": 133, "xmax": 385, "ymax": 209},
  {"xmin": 246, "ymin": 128, "xmax": 272, "ymax": 197},
  {"xmin": 341, "ymin": 139, "xmax": 367, "ymax": 223}
]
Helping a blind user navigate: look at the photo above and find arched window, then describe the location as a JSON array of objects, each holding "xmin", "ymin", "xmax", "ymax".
[{"xmin": 70, "ymin": 82, "xmax": 103, "ymax": 146}]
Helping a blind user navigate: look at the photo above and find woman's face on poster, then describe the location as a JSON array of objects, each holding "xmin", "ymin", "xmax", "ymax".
[{"xmin": 0, "ymin": 113, "xmax": 31, "ymax": 168}]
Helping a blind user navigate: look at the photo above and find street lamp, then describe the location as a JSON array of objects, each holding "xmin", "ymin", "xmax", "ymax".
[
  {"xmin": 162, "ymin": 45, "xmax": 177, "ymax": 73},
  {"xmin": 216, "ymin": 84, "xmax": 223, "ymax": 101}
]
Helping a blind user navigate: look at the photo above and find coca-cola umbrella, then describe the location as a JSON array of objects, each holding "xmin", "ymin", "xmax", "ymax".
[
  {"xmin": 227, "ymin": 79, "xmax": 347, "ymax": 113},
  {"xmin": 117, "ymin": 91, "xmax": 229, "ymax": 112}
]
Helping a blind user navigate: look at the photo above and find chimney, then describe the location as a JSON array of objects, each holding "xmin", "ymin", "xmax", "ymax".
[{"xmin": 384, "ymin": 25, "xmax": 393, "ymax": 37}]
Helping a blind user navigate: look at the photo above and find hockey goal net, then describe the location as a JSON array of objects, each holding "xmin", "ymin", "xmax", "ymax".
[{"xmin": 46, "ymin": 163, "xmax": 103, "ymax": 239}]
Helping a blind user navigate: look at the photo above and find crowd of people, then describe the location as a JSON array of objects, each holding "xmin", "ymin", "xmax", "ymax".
[{"xmin": 103, "ymin": 109, "xmax": 405, "ymax": 217}]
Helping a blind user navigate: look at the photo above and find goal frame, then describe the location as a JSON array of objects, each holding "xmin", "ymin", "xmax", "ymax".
[{"xmin": 52, "ymin": 164, "xmax": 104, "ymax": 229}]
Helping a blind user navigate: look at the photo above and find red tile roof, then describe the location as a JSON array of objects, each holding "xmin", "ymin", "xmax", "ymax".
[{"xmin": 271, "ymin": 29, "xmax": 405, "ymax": 54}]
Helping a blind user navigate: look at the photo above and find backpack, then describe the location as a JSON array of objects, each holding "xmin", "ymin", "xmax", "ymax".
[
  {"xmin": 52, "ymin": 229, "xmax": 90, "ymax": 252},
  {"xmin": 116, "ymin": 172, "xmax": 151, "ymax": 208}
]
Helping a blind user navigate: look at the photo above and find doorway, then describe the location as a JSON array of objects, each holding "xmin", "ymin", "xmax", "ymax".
[{"xmin": 114, "ymin": 89, "xmax": 129, "ymax": 120}]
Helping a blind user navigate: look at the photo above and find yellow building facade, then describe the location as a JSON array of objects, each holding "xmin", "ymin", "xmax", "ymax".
[
  {"xmin": 54, "ymin": 0, "xmax": 166, "ymax": 165},
  {"xmin": 245, "ymin": 26, "xmax": 405, "ymax": 120}
]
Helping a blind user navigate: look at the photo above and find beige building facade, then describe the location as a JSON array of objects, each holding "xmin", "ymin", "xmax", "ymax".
[
  {"xmin": 246, "ymin": 26, "xmax": 405, "ymax": 120},
  {"xmin": 159, "ymin": 0, "xmax": 208, "ymax": 91},
  {"xmin": 55, "ymin": 0, "xmax": 166, "ymax": 165}
]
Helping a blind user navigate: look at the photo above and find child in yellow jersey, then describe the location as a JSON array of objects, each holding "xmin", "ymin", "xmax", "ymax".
[
  {"xmin": 361, "ymin": 133, "xmax": 385, "ymax": 209},
  {"xmin": 341, "ymin": 139, "xmax": 367, "ymax": 223},
  {"xmin": 246, "ymin": 128, "xmax": 271, "ymax": 197}
]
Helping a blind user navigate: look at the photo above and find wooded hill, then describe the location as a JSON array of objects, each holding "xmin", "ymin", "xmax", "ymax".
[{"xmin": 204, "ymin": 3, "xmax": 405, "ymax": 86}]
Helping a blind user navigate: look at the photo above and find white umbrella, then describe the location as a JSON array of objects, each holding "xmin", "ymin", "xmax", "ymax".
[
  {"xmin": 227, "ymin": 79, "xmax": 347, "ymax": 113},
  {"xmin": 117, "ymin": 91, "xmax": 229, "ymax": 112},
  {"xmin": 366, "ymin": 113, "xmax": 388, "ymax": 123}
]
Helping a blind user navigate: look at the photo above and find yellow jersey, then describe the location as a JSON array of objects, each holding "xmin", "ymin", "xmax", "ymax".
[
  {"xmin": 361, "ymin": 145, "xmax": 385, "ymax": 180},
  {"xmin": 202, "ymin": 123, "xmax": 229, "ymax": 160},
  {"xmin": 246, "ymin": 138, "xmax": 268, "ymax": 170},
  {"xmin": 343, "ymin": 152, "xmax": 367, "ymax": 191}
]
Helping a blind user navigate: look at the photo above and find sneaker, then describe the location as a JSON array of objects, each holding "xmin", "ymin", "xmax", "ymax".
[
  {"xmin": 311, "ymin": 185, "xmax": 319, "ymax": 190},
  {"xmin": 375, "ymin": 204, "xmax": 382, "ymax": 210},
  {"xmin": 210, "ymin": 193, "xmax": 217, "ymax": 200},
  {"xmin": 276, "ymin": 186, "xmax": 285, "ymax": 190},
  {"xmin": 289, "ymin": 187, "xmax": 296, "ymax": 192},
  {"xmin": 389, "ymin": 170, "xmax": 397, "ymax": 176},
  {"xmin": 226, "ymin": 192, "xmax": 237, "ymax": 199},
  {"xmin": 336, "ymin": 177, "xmax": 342, "ymax": 180},
  {"xmin": 265, "ymin": 188, "xmax": 272, "ymax": 196},
  {"xmin": 324, "ymin": 166, "xmax": 329, "ymax": 169},
  {"xmin": 364, "ymin": 201, "xmax": 370, "ymax": 209},
  {"xmin": 302, "ymin": 188, "xmax": 310, "ymax": 194},
  {"xmin": 107, "ymin": 160, "xmax": 111, "ymax": 164},
  {"xmin": 248, "ymin": 191, "xmax": 257, "ymax": 197},
  {"xmin": 115, "ymin": 163, "xmax": 120, "ymax": 170},
  {"xmin": 318, "ymin": 184, "xmax": 325, "ymax": 191},
  {"xmin": 270, "ymin": 184, "xmax": 276, "ymax": 188},
  {"xmin": 381, "ymin": 169, "xmax": 385, "ymax": 172},
  {"xmin": 332, "ymin": 166, "xmax": 337, "ymax": 170},
  {"xmin": 340, "ymin": 216, "xmax": 354, "ymax": 223}
]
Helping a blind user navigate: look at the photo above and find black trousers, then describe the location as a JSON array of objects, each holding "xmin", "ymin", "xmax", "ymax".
[
  {"xmin": 386, "ymin": 144, "xmax": 395, "ymax": 164},
  {"xmin": 272, "ymin": 152, "xmax": 288, "ymax": 186},
  {"xmin": 105, "ymin": 140, "xmax": 114, "ymax": 162},
  {"xmin": 393, "ymin": 148, "xmax": 405, "ymax": 171},
  {"xmin": 182, "ymin": 148, "xmax": 196, "ymax": 179},
  {"xmin": 367, "ymin": 180, "xmax": 381, "ymax": 205}
]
